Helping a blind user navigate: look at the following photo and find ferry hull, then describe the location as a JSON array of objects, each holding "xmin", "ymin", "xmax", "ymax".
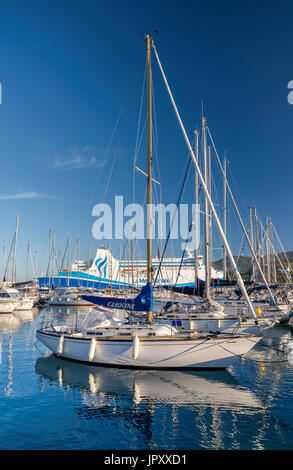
[{"xmin": 38, "ymin": 274, "xmax": 199, "ymax": 290}]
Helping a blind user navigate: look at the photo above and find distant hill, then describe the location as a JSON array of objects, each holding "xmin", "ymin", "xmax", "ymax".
[{"xmin": 213, "ymin": 251, "xmax": 293, "ymax": 282}]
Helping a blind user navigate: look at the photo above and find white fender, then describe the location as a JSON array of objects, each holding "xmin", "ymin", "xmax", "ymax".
[
  {"xmin": 132, "ymin": 335, "xmax": 140, "ymax": 360},
  {"xmin": 88, "ymin": 337, "xmax": 96, "ymax": 361},
  {"xmin": 57, "ymin": 335, "xmax": 64, "ymax": 356}
]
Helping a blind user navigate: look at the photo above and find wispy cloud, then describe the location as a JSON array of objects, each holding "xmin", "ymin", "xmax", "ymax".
[
  {"xmin": 0, "ymin": 191, "xmax": 60, "ymax": 200},
  {"xmin": 48, "ymin": 145, "xmax": 106, "ymax": 170}
]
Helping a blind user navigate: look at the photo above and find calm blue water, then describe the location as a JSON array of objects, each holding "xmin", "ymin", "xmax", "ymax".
[{"xmin": 1, "ymin": 306, "xmax": 293, "ymax": 450}]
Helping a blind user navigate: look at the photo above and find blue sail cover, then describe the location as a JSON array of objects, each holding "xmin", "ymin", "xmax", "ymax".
[{"xmin": 81, "ymin": 282, "xmax": 153, "ymax": 312}]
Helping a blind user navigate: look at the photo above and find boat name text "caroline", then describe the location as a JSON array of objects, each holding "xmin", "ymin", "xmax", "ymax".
[{"xmin": 107, "ymin": 302, "xmax": 136, "ymax": 309}]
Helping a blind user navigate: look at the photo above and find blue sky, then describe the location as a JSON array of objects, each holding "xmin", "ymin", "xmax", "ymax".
[{"xmin": 0, "ymin": 0, "xmax": 293, "ymax": 280}]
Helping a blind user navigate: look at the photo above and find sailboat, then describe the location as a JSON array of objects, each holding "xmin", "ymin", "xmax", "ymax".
[
  {"xmin": 1, "ymin": 216, "xmax": 35, "ymax": 311},
  {"xmin": 36, "ymin": 35, "xmax": 263, "ymax": 369}
]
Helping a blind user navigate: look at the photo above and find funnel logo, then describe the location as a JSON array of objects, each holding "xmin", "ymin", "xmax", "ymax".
[
  {"xmin": 95, "ymin": 256, "xmax": 108, "ymax": 278},
  {"xmin": 288, "ymin": 80, "xmax": 293, "ymax": 105}
]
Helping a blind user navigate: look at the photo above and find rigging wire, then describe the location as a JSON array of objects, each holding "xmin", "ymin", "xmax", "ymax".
[
  {"xmin": 153, "ymin": 147, "xmax": 194, "ymax": 287},
  {"xmin": 103, "ymin": 76, "xmax": 141, "ymax": 202},
  {"xmin": 82, "ymin": 105, "xmax": 124, "ymax": 222}
]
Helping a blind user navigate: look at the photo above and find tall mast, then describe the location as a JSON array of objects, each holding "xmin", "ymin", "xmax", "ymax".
[
  {"xmin": 146, "ymin": 34, "xmax": 153, "ymax": 323},
  {"xmin": 52, "ymin": 231, "xmax": 56, "ymax": 281},
  {"xmin": 48, "ymin": 229, "xmax": 52, "ymax": 287},
  {"xmin": 26, "ymin": 238, "xmax": 30, "ymax": 281},
  {"xmin": 193, "ymin": 130, "xmax": 199, "ymax": 293},
  {"xmin": 118, "ymin": 246, "xmax": 121, "ymax": 288},
  {"xmin": 208, "ymin": 145, "xmax": 212, "ymax": 277},
  {"xmin": 131, "ymin": 238, "xmax": 134, "ymax": 292},
  {"xmin": 127, "ymin": 240, "xmax": 130, "ymax": 288},
  {"xmin": 35, "ymin": 249, "xmax": 39, "ymax": 279},
  {"xmin": 12, "ymin": 215, "xmax": 19, "ymax": 285},
  {"xmin": 261, "ymin": 229, "xmax": 266, "ymax": 274},
  {"xmin": 270, "ymin": 219, "xmax": 277, "ymax": 283},
  {"xmin": 77, "ymin": 237, "xmax": 80, "ymax": 287},
  {"xmin": 272, "ymin": 222, "xmax": 292, "ymax": 283},
  {"xmin": 202, "ymin": 117, "xmax": 211, "ymax": 300},
  {"xmin": 223, "ymin": 156, "xmax": 227, "ymax": 279},
  {"xmin": 249, "ymin": 207, "xmax": 254, "ymax": 249},
  {"xmin": 266, "ymin": 218, "xmax": 271, "ymax": 283},
  {"xmin": 58, "ymin": 248, "xmax": 62, "ymax": 282},
  {"xmin": 253, "ymin": 207, "xmax": 260, "ymax": 281},
  {"xmin": 249, "ymin": 207, "xmax": 254, "ymax": 280},
  {"xmin": 67, "ymin": 235, "xmax": 71, "ymax": 287},
  {"xmin": 3, "ymin": 241, "xmax": 5, "ymax": 281}
]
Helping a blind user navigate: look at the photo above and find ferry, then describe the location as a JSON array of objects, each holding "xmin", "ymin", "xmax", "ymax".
[{"xmin": 39, "ymin": 247, "xmax": 223, "ymax": 289}]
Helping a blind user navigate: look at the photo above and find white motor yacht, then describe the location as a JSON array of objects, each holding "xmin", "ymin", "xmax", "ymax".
[
  {"xmin": 0, "ymin": 291, "xmax": 17, "ymax": 313},
  {"xmin": 0, "ymin": 287, "xmax": 34, "ymax": 311}
]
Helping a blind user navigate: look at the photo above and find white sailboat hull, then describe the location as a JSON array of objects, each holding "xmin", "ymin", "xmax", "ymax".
[
  {"xmin": 37, "ymin": 329, "xmax": 262, "ymax": 369},
  {"xmin": 35, "ymin": 355, "xmax": 263, "ymax": 410}
]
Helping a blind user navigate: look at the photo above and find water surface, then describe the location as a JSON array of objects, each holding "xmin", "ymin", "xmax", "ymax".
[{"xmin": 0, "ymin": 306, "xmax": 293, "ymax": 450}]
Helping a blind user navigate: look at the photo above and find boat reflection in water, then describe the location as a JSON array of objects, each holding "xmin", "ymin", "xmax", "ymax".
[
  {"xmin": 0, "ymin": 308, "xmax": 39, "ymax": 334},
  {"xmin": 13, "ymin": 309, "xmax": 39, "ymax": 322},
  {"xmin": 35, "ymin": 337, "xmax": 293, "ymax": 450},
  {"xmin": 36, "ymin": 354, "xmax": 263, "ymax": 414},
  {"xmin": 0, "ymin": 313, "xmax": 22, "ymax": 333}
]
